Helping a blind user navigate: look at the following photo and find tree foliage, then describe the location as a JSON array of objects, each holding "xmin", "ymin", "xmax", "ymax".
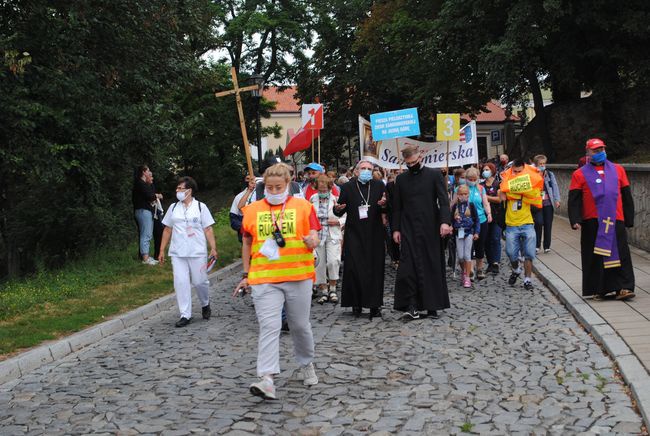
[
  {"xmin": 0, "ymin": 0, "xmax": 235, "ymax": 277},
  {"xmin": 293, "ymin": 0, "xmax": 650, "ymax": 162}
]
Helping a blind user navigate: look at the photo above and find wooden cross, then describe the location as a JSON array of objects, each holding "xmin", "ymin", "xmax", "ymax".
[
  {"xmin": 215, "ymin": 67, "xmax": 261, "ymax": 179},
  {"xmin": 602, "ymin": 216, "xmax": 614, "ymax": 234}
]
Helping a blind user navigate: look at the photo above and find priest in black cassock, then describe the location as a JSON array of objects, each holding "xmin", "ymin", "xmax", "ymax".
[
  {"xmin": 334, "ymin": 160, "xmax": 387, "ymax": 320},
  {"xmin": 392, "ymin": 145, "xmax": 452, "ymax": 319},
  {"xmin": 568, "ymin": 138, "xmax": 635, "ymax": 301}
]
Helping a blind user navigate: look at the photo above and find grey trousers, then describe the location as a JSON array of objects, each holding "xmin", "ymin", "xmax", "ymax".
[{"xmin": 251, "ymin": 279, "xmax": 315, "ymax": 377}]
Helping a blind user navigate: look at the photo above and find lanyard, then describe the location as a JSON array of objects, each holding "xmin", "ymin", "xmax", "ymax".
[
  {"xmin": 356, "ymin": 181, "xmax": 371, "ymax": 206},
  {"xmin": 270, "ymin": 199, "xmax": 288, "ymax": 232}
]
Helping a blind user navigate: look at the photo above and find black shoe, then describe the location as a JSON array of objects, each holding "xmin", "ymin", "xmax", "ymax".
[
  {"xmin": 508, "ymin": 272, "xmax": 520, "ymax": 285},
  {"xmin": 406, "ymin": 307, "xmax": 420, "ymax": 319},
  {"xmin": 491, "ymin": 263, "xmax": 499, "ymax": 274},
  {"xmin": 524, "ymin": 281, "xmax": 534, "ymax": 291},
  {"xmin": 175, "ymin": 317, "xmax": 192, "ymax": 327},
  {"xmin": 281, "ymin": 320, "xmax": 290, "ymax": 332},
  {"xmin": 201, "ymin": 304, "xmax": 211, "ymax": 320},
  {"xmin": 369, "ymin": 308, "xmax": 381, "ymax": 320},
  {"xmin": 352, "ymin": 307, "xmax": 362, "ymax": 318},
  {"xmin": 427, "ymin": 310, "xmax": 439, "ymax": 319}
]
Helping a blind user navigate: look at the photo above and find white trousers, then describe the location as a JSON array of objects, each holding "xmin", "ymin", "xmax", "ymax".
[
  {"xmin": 251, "ymin": 279, "xmax": 315, "ymax": 377},
  {"xmin": 315, "ymin": 237, "xmax": 341, "ymax": 285},
  {"xmin": 171, "ymin": 256, "xmax": 209, "ymax": 319}
]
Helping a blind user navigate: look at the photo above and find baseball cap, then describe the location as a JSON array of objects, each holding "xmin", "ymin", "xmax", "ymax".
[
  {"xmin": 305, "ymin": 162, "xmax": 324, "ymax": 172},
  {"xmin": 586, "ymin": 138, "xmax": 606, "ymax": 150}
]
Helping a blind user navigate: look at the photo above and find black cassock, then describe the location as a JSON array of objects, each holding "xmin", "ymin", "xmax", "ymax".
[
  {"xmin": 392, "ymin": 167, "xmax": 451, "ymax": 312},
  {"xmin": 335, "ymin": 178, "xmax": 386, "ymax": 309},
  {"xmin": 568, "ymin": 186, "xmax": 635, "ymax": 296}
]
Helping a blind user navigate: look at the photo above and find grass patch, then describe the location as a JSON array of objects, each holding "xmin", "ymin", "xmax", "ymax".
[
  {"xmin": 0, "ymin": 207, "xmax": 240, "ymax": 358},
  {"xmin": 460, "ymin": 422, "xmax": 474, "ymax": 433},
  {"xmin": 595, "ymin": 373, "xmax": 607, "ymax": 393}
]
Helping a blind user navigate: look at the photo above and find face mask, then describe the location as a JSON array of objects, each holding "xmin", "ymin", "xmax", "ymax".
[
  {"xmin": 407, "ymin": 161, "xmax": 421, "ymax": 173},
  {"xmin": 358, "ymin": 169, "xmax": 372, "ymax": 184},
  {"xmin": 265, "ymin": 188, "xmax": 289, "ymax": 205},
  {"xmin": 538, "ymin": 166, "xmax": 546, "ymax": 172},
  {"xmin": 318, "ymin": 192, "xmax": 329, "ymax": 199},
  {"xmin": 467, "ymin": 180, "xmax": 477, "ymax": 187},
  {"xmin": 176, "ymin": 190, "xmax": 188, "ymax": 202},
  {"xmin": 458, "ymin": 178, "xmax": 466, "ymax": 185},
  {"xmin": 482, "ymin": 170, "xmax": 492, "ymax": 179},
  {"xmin": 500, "ymin": 160, "xmax": 507, "ymax": 165},
  {"xmin": 590, "ymin": 151, "xmax": 606, "ymax": 165}
]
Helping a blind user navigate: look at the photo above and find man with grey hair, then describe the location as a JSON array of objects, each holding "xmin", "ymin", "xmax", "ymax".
[
  {"xmin": 334, "ymin": 159, "xmax": 387, "ymax": 319},
  {"xmin": 392, "ymin": 145, "xmax": 452, "ymax": 319}
]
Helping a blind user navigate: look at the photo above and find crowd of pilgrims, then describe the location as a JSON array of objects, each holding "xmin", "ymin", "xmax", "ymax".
[
  {"xmin": 228, "ymin": 151, "xmax": 559, "ymax": 322},
  {"xmin": 136, "ymin": 137, "xmax": 634, "ymax": 399}
]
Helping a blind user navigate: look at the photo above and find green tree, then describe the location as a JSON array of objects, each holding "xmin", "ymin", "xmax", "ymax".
[{"xmin": 0, "ymin": 0, "xmax": 218, "ymax": 277}]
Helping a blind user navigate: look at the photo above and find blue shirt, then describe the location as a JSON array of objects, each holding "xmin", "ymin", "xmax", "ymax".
[{"xmin": 468, "ymin": 184, "xmax": 487, "ymax": 224}]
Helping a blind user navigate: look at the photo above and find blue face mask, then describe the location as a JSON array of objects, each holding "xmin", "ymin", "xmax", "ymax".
[
  {"xmin": 359, "ymin": 169, "xmax": 372, "ymax": 184},
  {"xmin": 458, "ymin": 178, "xmax": 466, "ymax": 185},
  {"xmin": 590, "ymin": 151, "xmax": 607, "ymax": 165},
  {"xmin": 482, "ymin": 170, "xmax": 492, "ymax": 179},
  {"xmin": 538, "ymin": 166, "xmax": 546, "ymax": 172}
]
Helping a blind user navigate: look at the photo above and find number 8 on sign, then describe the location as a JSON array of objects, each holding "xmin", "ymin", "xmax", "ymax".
[{"xmin": 436, "ymin": 113, "xmax": 460, "ymax": 141}]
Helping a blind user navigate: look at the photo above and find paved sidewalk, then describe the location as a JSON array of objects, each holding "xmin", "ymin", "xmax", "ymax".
[
  {"xmin": 1, "ymin": 258, "xmax": 643, "ymax": 434},
  {"xmin": 535, "ymin": 216, "xmax": 650, "ymax": 372}
]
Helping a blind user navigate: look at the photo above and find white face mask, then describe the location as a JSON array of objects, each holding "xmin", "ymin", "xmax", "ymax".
[
  {"xmin": 176, "ymin": 190, "xmax": 189, "ymax": 202},
  {"xmin": 265, "ymin": 188, "xmax": 289, "ymax": 205}
]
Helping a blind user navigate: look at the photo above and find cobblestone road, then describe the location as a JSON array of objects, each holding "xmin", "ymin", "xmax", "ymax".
[{"xmin": 1, "ymin": 260, "xmax": 644, "ymax": 435}]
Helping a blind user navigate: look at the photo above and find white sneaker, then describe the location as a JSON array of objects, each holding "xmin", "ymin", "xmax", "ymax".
[
  {"xmin": 544, "ymin": 249, "xmax": 551, "ymax": 253},
  {"xmin": 250, "ymin": 377, "xmax": 277, "ymax": 399},
  {"xmin": 301, "ymin": 363, "xmax": 318, "ymax": 386},
  {"xmin": 535, "ymin": 248, "xmax": 540, "ymax": 254},
  {"xmin": 142, "ymin": 258, "xmax": 158, "ymax": 265}
]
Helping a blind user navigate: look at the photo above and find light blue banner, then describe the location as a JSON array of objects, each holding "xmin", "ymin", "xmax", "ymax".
[{"xmin": 370, "ymin": 108, "xmax": 420, "ymax": 141}]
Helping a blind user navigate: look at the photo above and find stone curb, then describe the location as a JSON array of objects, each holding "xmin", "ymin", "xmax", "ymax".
[
  {"xmin": 0, "ymin": 260, "xmax": 242, "ymax": 386},
  {"xmin": 533, "ymin": 260, "xmax": 650, "ymax": 427}
]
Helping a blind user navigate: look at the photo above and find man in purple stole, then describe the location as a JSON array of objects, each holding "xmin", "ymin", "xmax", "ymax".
[{"xmin": 568, "ymin": 138, "xmax": 635, "ymax": 300}]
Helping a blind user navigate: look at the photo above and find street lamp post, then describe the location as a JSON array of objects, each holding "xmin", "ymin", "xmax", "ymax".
[
  {"xmin": 344, "ymin": 119, "xmax": 353, "ymax": 166},
  {"xmin": 249, "ymin": 74, "xmax": 265, "ymax": 173}
]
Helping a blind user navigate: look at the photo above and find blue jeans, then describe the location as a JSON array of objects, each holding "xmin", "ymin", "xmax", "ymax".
[
  {"xmin": 505, "ymin": 224, "xmax": 536, "ymax": 262},
  {"xmin": 486, "ymin": 221, "xmax": 502, "ymax": 264},
  {"xmin": 134, "ymin": 208, "xmax": 153, "ymax": 257}
]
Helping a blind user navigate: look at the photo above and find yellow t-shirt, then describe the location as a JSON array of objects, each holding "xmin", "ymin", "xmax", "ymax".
[{"xmin": 505, "ymin": 196, "xmax": 534, "ymax": 227}]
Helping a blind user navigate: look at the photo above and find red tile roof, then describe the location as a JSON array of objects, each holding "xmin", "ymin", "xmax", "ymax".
[
  {"xmin": 462, "ymin": 100, "xmax": 520, "ymax": 123},
  {"xmin": 264, "ymin": 86, "xmax": 300, "ymax": 113}
]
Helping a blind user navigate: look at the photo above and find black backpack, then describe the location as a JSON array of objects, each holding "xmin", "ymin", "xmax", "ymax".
[{"xmin": 255, "ymin": 181, "xmax": 302, "ymax": 199}]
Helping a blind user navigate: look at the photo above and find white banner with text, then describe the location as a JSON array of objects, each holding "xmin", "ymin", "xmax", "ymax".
[{"xmin": 359, "ymin": 116, "xmax": 478, "ymax": 169}]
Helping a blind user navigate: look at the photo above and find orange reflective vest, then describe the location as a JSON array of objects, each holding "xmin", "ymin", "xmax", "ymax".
[
  {"xmin": 499, "ymin": 164, "xmax": 544, "ymax": 208},
  {"xmin": 242, "ymin": 196, "xmax": 315, "ymax": 285}
]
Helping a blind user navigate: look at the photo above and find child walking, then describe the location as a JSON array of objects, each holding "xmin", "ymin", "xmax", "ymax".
[{"xmin": 452, "ymin": 185, "xmax": 480, "ymax": 288}]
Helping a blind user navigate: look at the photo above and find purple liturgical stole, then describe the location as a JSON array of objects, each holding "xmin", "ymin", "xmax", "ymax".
[{"xmin": 580, "ymin": 160, "xmax": 621, "ymax": 268}]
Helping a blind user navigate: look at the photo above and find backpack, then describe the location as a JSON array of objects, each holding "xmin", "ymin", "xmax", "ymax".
[
  {"xmin": 171, "ymin": 200, "xmax": 203, "ymax": 214},
  {"xmin": 255, "ymin": 181, "xmax": 302, "ymax": 199}
]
